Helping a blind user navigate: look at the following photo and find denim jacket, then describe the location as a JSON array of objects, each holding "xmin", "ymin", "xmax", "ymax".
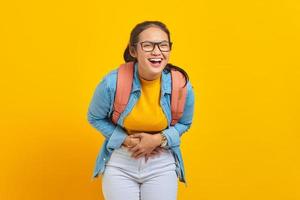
[{"xmin": 87, "ymin": 62, "xmax": 195, "ymax": 186}]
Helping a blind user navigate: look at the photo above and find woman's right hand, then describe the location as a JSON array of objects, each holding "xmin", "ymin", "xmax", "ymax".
[
  {"xmin": 123, "ymin": 134, "xmax": 164, "ymax": 162},
  {"xmin": 123, "ymin": 135, "xmax": 140, "ymax": 148}
]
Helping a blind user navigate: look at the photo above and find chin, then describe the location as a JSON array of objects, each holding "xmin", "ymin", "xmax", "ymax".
[
  {"xmin": 138, "ymin": 59, "xmax": 166, "ymax": 78},
  {"xmin": 148, "ymin": 64, "xmax": 165, "ymax": 74}
]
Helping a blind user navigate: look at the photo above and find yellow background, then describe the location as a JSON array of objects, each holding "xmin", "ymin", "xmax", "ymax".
[{"xmin": 1, "ymin": 0, "xmax": 299, "ymax": 199}]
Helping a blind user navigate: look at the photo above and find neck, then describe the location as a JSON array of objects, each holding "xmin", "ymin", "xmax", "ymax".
[{"xmin": 138, "ymin": 71, "xmax": 161, "ymax": 81}]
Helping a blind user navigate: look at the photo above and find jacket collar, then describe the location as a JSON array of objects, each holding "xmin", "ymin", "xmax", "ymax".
[{"xmin": 131, "ymin": 62, "xmax": 171, "ymax": 95}]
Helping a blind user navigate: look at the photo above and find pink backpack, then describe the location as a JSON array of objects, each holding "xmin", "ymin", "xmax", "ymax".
[{"xmin": 111, "ymin": 61, "xmax": 187, "ymax": 126}]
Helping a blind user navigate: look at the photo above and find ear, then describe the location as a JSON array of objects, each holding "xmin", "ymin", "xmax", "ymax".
[{"xmin": 129, "ymin": 46, "xmax": 137, "ymax": 58}]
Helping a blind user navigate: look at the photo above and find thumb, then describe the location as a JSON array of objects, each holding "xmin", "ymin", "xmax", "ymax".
[{"xmin": 130, "ymin": 133, "xmax": 142, "ymax": 138}]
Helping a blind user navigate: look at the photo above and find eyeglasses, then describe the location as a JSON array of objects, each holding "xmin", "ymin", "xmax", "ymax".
[{"xmin": 134, "ymin": 41, "xmax": 172, "ymax": 52}]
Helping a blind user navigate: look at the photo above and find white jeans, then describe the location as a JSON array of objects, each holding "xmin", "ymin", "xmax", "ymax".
[{"xmin": 102, "ymin": 145, "xmax": 178, "ymax": 200}]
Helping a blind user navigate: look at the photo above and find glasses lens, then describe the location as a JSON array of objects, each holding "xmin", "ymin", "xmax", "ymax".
[
  {"xmin": 141, "ymin": 42, "xmax": 154, "ymax": 51},
  {"xmin": 159, "ymin": 42, "xmax": 171, "ymax": 51}
]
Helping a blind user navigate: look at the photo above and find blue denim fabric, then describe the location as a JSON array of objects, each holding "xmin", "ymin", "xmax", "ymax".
[{"xmin": 87, "ymin": 62, "xmax": 195, "ymax": 186}]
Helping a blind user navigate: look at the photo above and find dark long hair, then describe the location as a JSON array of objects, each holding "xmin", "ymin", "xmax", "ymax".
[{"xmin": 123, "ymin": 21, "xmax": 189, "ymax": 87}]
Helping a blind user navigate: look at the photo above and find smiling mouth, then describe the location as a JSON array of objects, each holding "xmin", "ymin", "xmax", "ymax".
[{"xmin": 148, "ymin": 58, "xmax": 163, "ymax": 65}]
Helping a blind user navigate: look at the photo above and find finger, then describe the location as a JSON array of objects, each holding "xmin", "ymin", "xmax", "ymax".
[
  {"xmin": 130, "ymin": 133, "xmax": 142, "ymax": 138},
  {"xmin": 128, "ymin": 144, "xmax": 140, "ymax": 152},
  {"xmin": 151, "ymin": 150, "xmax": 161, "ymax": 156},
  {"xmin": 130, "ymin": 147, "xmax": 143, "ymax": 157},
  {"xmin": 132, "ymin": 150, "xmax": 145, "ymax": 159},
  {"xmin": 158, "ymin": 147, "xmax": 165, "ymax": 152},
  {"xmin": 150, "ymin": 152, "xmax": 158, "ymax": 157},
  {"xmin": 151, "ymin": 149, "xmax": 159, "ymax": 154},
  {"xmin": 150, "ymin": 150, "xmax": 157, "ymax": 154},
  {"xmin": 144, "ymin": 154, "xmax": 149, "ymax": 163},
  {"xmin": 131, "ymin": 138, "xmax": 141, "ymax": 143},
  {"xmin": 154, "ymin": 147, "xmax": 164, "ymax": 154},
  {"xmin": 156, "ymin": 150, "xmax": 162, "ymax": 154},
  {"xmin": 135, "ymin": 152, "xmax": 146, "ymax": 159},
  {"xmin": 148, "ymin": 151, "xmax": 159, "ymax": 159},
  {"xmin": 157, "ymin": 147, "xmax": 163, "ymax": 151}
]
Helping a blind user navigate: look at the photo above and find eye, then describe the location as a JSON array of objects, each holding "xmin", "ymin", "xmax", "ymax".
[{"xmin": 160, "ymin": 42, "xmax": 169, "ymax": 47}]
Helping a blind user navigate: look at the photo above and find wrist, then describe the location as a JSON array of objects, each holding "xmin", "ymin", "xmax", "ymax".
[
  {"xmin": 159, "ymin": 131, "xmax": 167, "ymax": 148},
  {"xmin": 157, "ymin": 133, "xmax": 163, "ymax": 146}
]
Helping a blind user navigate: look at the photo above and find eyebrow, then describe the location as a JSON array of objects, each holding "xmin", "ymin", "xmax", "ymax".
[{"xmin": 141, "ymin": 40, "xmax": 169, "ymax": 43}]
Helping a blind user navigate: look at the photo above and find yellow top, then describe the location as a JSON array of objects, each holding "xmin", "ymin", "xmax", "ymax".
[{"xmin": 123, "ymin": 74, "xmax": 168, "ymax": 134}]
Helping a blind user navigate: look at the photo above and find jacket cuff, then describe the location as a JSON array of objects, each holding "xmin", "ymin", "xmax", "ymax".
[
  {"xmin": 106, "ymin": 125, "xmax": 128, "ymax": 152},
  {"xmin": 162, "ymin": 126, "xmax": 180, "ymax": 148}
]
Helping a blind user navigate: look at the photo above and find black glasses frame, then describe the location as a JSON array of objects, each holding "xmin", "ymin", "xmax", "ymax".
[{"xmin": 134, "ymin": 41, "xmax": 173, "ymax": 52}]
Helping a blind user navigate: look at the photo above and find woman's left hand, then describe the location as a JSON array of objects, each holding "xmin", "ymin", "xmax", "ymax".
[{"xmin": 128, "ymin": 132, "xmax": 162, "ymax": 159}]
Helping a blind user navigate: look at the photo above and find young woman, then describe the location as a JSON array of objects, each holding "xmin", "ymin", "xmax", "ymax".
[{"xmin": 87, "ymin": 21, "xmax": 195, "ymax": 200}]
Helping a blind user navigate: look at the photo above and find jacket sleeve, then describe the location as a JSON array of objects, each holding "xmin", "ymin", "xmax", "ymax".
[
  {"xmin": 162, "ymin": 81, "xmax": 195, "ymax": 148},
  {"xmin": 87, "ymin": 76, "xmax": 128, "ymax": 151}
]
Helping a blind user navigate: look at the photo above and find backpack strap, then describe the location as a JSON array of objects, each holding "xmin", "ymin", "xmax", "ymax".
[
  {"xmin": 170, "ymin": 69, "xmax": 188, "ymax": 126},
  {"xmin": 111, "ymin": 61, "xmax": 134, "ymax": 125}
]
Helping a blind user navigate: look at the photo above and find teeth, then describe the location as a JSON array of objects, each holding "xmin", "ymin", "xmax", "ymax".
[{"xmin": 149, "ymin": 58, "xmax": 162, "ymax": 61}]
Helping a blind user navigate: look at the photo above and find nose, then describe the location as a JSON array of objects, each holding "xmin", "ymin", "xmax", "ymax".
[{"xmin": 151, "ymin": 44, "xmax": 161, "ymax": 55}]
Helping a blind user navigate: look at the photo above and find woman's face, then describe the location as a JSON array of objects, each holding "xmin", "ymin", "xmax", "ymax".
[{"xmin": 130, "ymin": 26, "xmax": 171, "ymax": 81}]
